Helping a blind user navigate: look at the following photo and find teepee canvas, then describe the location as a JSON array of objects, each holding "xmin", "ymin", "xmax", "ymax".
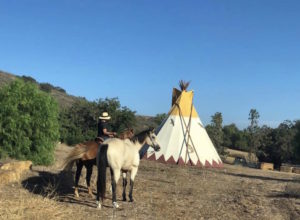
[{"xmin": 145, "ymin": 85, "xmax": 223, "ymax": 168}]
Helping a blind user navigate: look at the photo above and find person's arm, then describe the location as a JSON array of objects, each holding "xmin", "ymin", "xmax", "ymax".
[{"xmin": 103, "ymin": 128, "xmax": 117, "ymax": 137}]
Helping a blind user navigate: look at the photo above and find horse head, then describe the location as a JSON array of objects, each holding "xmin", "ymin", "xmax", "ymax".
[{"xmin": 145, "ymin": 128, "xmax": 161, "ymax": 152}]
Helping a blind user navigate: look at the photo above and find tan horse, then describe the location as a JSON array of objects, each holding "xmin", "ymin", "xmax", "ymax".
[
  {"xmin": 96, "ymin": 128, "xmax": 161, "ymax": 209},
  {"xmin": 62, "ymin": 128, "xmax": 134, "ymax": 197}
]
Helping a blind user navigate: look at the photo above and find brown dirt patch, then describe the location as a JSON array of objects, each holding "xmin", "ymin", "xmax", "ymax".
[{"xmin": 1, "ymin": 144, "xmax": 299, "ymax": 220}]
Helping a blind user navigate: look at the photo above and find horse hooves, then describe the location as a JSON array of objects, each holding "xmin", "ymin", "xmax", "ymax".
[
  {"xmin": 88, "ymin": 191, "xmax": 93, "ymax": 197},
  {"xmin": 88, "ymin": 187, "xmax": 93, "ymax": 197},
  {"xmin": 74, "ymin": 188, "xmax": 79, "ymax": 197},
  {"xmin": 96, "ymin": 201, "xmax": 101, "ymax": 209},
  {"xmin": 129, "ymin": 199, "xmax": 134, "ymax": 202},
  {"xmin": 113, "ymin": 202, "xmax": 119, "ymax": 209},
  {"xmin": 122, "ymin": 197, "xmax": 127, "ymax": 201}
]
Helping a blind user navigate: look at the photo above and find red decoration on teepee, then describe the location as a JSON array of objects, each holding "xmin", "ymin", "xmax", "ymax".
[
  {"xmin": 214, "ymin": 160, "xmax": 224, "ymax": 168},
  {"xmin": 177, "ymin": 157, "xmax": 185, "ymax": 165},
  {"xmin": 204, "ymin": 160, "xmax": 212, "ymax": 167},
  {"xmin": 196, "ymin": 160, "xmax": 203, "ymax": 167},
  {"xmin": 212, "ymin": 160, "xmax": 222, "ymax": 168},
  {"xmin": 218, "ymin": 160, "xmax": 224, "ymax": 168},
  {"xmin": 142, "ymin": 152, "xmax": 148, "ymax": 159},
  {"xmin": 187, "ymin": 159, "xmax": 194, "ymax": 166},
  {"xmin": 166, "ymin": 156, "xmax": 176, "ymax": 164},
  {"xmin": 157, "ymin": 155, "xmax": 166, "ymax": 163},
  {"xmin": 148, "ymin": 153, "xmax": 156, "ymax": 161}
]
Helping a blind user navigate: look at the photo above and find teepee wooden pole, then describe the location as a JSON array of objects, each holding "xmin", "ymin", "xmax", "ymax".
[
  {"xmin": 175, "ymin": 103, "xmax": 190, "ymax": 164},
  {"xmin": 177, "ymin": 102, "xmax": 201, "ymax": 165},
  {"xmin": 184, "ymin": 101, "xmax": 193, "ymax": 164},
  {"xmin": 176, "ymin": 103, "xmax": 194, "ymax": 165}
]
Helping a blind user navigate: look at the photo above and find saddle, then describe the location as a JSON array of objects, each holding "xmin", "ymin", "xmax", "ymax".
[{"xmin": 94, "ymin": 137, "xmax": 104, "ymax": 144}]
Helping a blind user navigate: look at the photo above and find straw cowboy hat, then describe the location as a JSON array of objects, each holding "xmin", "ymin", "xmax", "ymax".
[{"xmin": 99, "ymin": 112, "xmax": 111, "ymax": 120}]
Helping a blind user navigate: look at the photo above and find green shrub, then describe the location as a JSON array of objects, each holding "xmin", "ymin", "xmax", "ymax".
[
  {"xmin": 40, "ymin": 83, "xmax": 53, "ymax": 93},
  {"xmin": 59, "ymin": 98, "xmax": 136, "ymax": 145},
  {"xmin": 0, "ymin": 80, "xmax": 59, "ymax": 165}
]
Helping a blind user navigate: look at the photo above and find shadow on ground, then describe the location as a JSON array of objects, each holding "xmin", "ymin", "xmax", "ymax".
[
  {"xmin": 21, "ymin": 169, "xmax": 100, "ymax": 208},
  {"xmin": 223, "ymin": 172, "xmax": 300, "ymax": 183}
]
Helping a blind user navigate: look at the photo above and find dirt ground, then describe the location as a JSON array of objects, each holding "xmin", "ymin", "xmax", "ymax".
[{"xmin": 0, "ymin": 143, "xmax": 299, "ymax": 220}]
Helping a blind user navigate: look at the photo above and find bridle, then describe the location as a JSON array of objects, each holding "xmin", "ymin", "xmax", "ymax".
[{"xmin": 148, "ymin": 133, "xmax": 160, "ymax": 151}]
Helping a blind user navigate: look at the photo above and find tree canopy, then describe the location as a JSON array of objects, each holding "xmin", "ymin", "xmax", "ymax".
[
  {"xmin": 206, "ymin": 109, "xmax": 300, "ymax": 167},
  {"xmin": 0, "ymin": 80, "xmax": 60, "ymax": 165},
  {"xmin": 59, "ymin": 97, "xmax": 136, "ymax": 145}
]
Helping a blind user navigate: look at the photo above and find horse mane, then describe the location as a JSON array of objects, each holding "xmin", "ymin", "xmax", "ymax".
[{"xmin": 131, "ymin": 128, "xmax": 153, "ymax": 144}]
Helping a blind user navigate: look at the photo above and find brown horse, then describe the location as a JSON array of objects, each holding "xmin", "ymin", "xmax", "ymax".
[{"xmin": 62, "ymin": 128, "xmax": 134, "ymax": 197}]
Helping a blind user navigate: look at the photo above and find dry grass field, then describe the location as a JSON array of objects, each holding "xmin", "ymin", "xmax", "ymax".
[{"xmin": 0, "ymin": 144, "xmax": 299, "ymax": 220}]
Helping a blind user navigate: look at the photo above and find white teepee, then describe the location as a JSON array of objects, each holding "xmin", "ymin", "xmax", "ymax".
[{"xmin": 145, "ymin": 87, "xmax": 223, "ymax": 168}]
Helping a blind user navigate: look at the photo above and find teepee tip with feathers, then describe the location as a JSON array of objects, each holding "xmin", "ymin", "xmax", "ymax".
[{"xmin": 178, "ymin": 80, "xmax": 190, "ymax": 91}]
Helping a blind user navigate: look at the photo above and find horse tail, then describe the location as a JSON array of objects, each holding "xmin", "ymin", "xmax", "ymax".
[
  {"xmin": 62, "ymin": 145, "xmax": 89, "ymax": 171},
  {"xmin": 97, "ymin": 144, "xmax": 108, "ymax": 201}
]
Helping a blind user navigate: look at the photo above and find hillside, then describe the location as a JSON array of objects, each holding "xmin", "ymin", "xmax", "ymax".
[
  {"xmin": 0, "ymin": 70, "xmax": 79, "ymax": 109},
  {"xmin": 0, "ymin": 71, "xmax": 16, "ymax": 87},
  {"xmin": 0, "ymin": 70, "xmax": 159, "ymax": 130}
]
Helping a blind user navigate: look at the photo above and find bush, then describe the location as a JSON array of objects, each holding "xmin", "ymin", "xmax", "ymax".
[
  {"xmin": 153, "ymin": 113, "xmax": 167, "ymax": 126},
  {"xmin": 20, "ymin": 75, "xmax": 37, "ymax": 84},
  {"xmin": 40, "ymin": 83, "xmax": 53, "ymax": 93},
  {"xmin": 59, "ymin": 98, "xmax": 136, "ymax": 145},
  {"xmin": 59, "ymin": 100, "xmax": 98, "ymax": 145},
  {"xmin": 0, "ymin": 80, "xmax": 60, "ymax": 165},
  {"xmin": 55, "ymin": 86, "xmax": 66, "ymax": 93}
]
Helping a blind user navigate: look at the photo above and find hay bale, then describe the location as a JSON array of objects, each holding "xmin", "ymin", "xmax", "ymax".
[
  {"xmin": 0, "ymin": 160, "xmax": 32, "ymax": 172},
  {"xmin": 0, "ymin": 160, "xmax": 32, "ymax": 185},
  {"xmin": 280, "ymin": 165, "xmax": 293, "ymax": 173},
  {"xmin": 222, "ymin": 156, "xmax": 236, "ymax": 165},
  {"xmin": 292, "ymin": 167, "xmax": 300, "ymax": 174},
  {"xmin": 0, "ymin": 170, "xmax": 21, "ymax": 185},
  {"xmin": 225, "ymin": 148, "xmax": 258, "ymax": 164},
  {"xmin": 260, "ymin": 162, "xmax": 274, "ymax": 171}
]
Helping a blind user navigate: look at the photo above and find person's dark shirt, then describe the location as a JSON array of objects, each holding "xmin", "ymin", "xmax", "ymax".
[{"xmin": 97, "ymin": 120, "xmax": 109, "ymax": 138}]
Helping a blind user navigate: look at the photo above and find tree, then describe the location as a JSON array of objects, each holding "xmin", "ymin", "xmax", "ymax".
[
  {"xmin": 0, "ymin": 80, "xmax": 59, "ymax": 165},
  {"xmin": 40, "ymin": 83, "xmax": 54, "ymax": 93},
  {"xmin": 255, "ymin": 125, "xmax": 273, "ymax": 162},
  {"xmin": 223, "ymin": 123, "xmax": 239, "ymax": 148},
  {"xmin": 248, "ymin": 109, "xmax": 260, "ymax": 129},
  {"xmin": 154, "ymin": 113, "xmax": 167, "ymax": 125},
  {"xmin": 59, "ymin": 99, "xmax": 98, "ymax": 145},
  {"xmin": 96, "ymin": 98, "xmax": 136, "ymax": 133},
  {"xmin": 248, "ymin": 109, "xmax": 260, "ymax": 156},
  {"xmin": 293, "ymin": 120, "xmax": 300, "ymax": 163},
  {"xmin": 206, "ymin": 112, "xmax": 224, "ymax": 154},
  {"xmin": 270, "ymin": 121, "xmax": 297, "ymax": 167},
  {"xmin": 59, "ymin": 97, "xmax": 136, "ymax": 145},
  {"xmin": 20, "ymin": 75, "xmax": 37, "ymax": 84}
]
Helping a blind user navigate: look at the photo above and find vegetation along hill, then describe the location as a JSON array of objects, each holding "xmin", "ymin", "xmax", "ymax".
[{"xmin": 0, "ymin": 70, "xmax": 161, "ymax": 142}]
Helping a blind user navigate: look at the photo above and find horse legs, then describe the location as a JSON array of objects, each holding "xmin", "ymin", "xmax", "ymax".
[
  {"xmin": 85, "ymin": 161, "xmax": 93, "ymax": 197},
  {"xmin": 129, "ymin": 166, "xmax": 138, "ymax": 202},
  {"xmin": 110, "ymin": 168, "xmax": 121, "ymax": 208},
  {"xmin": 75, "ymin": 160, "xmax": 84, "ymax": 197},
  {"xmin": 122, "ymin": 172, "xmax": 127, "ymax": 201}
]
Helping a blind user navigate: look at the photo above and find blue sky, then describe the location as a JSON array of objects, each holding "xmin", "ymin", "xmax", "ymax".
[{"xmin": 1, "ymin": 1, "xmax": 300, "ymax": 128}]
